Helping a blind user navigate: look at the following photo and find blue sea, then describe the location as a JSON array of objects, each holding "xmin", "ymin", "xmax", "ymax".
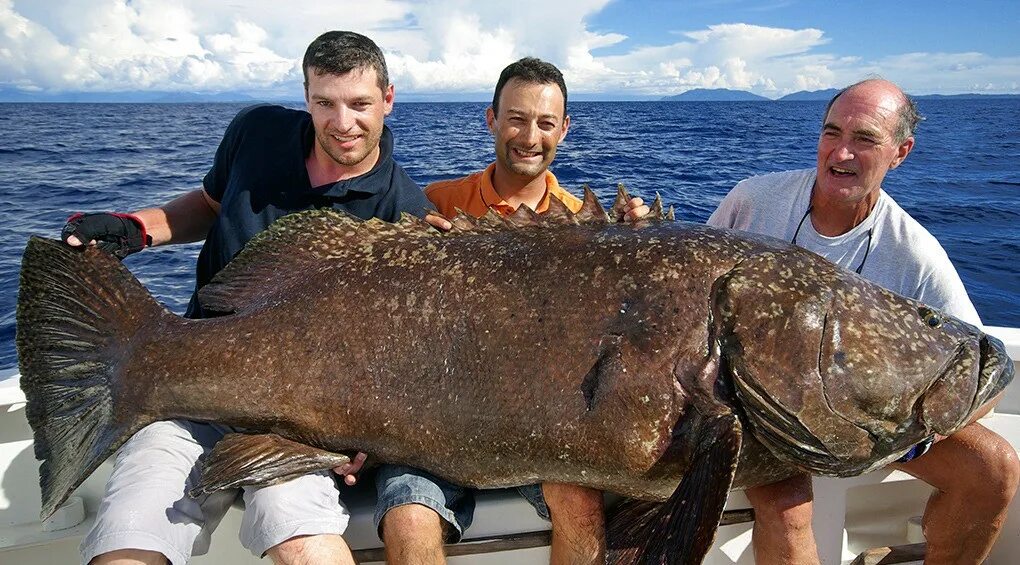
[{"xmin": 1, "ymin": 100, "xmax": 1018, "ymax": 371}]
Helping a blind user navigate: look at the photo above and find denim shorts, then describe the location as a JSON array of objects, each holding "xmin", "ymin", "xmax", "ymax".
[
  {"xmin": 516, "ymin": 483, "xmax": 551, "ymax": 520},
  {"xmin": 374, "ymin": 464, "xmax": 475, "ymax": 542}
]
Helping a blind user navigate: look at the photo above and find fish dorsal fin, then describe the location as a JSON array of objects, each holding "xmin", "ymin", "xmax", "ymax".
[
  {"xmin": 638, "ymin": 192, "xmax": 676, "ymax": 224},
  {"xmin": 449, "ymin": 209, "xmax": 477, "ymax": 231},
  {"xmin": 198, "ymin": 209, "xmax": 438, "ymax": 314},
  {"xmin": 200, "ymin": 183, "xmax": 652, "ymax": 314},
  {"xmin": 606, "ymin": 185, "xmax": 676, "ymax": 224},
  {"xmin": 544, "ymin": 195, "xmax": 580, "ymax": 225},
  {"xmin": 650, "ymin": 193, "xmax": 664, "ymax": 219},
  {"xmin": 578, "ymin": 185, "xmax": 611, "ymax": 224},
  {"xmin": 611, "ymin": 184, "xmax": 631, "ymax": 220},
  {"xmin": 480, "ymin": 208, "xmax": 508, "ymax": 227},
  {"xmin": 506, "ymin": 203, "xmax": 541, "ymax": 227}
]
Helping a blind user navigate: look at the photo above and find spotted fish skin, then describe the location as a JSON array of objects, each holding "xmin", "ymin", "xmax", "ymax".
[{"xmin": 16, "ymin": 191, "xmax": 1012, "ymax": 563}]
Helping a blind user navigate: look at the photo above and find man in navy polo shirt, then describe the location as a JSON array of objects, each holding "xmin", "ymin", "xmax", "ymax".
[{"xmin": 62, "ymin": 31, "xmax": 440, "ymax": 565}]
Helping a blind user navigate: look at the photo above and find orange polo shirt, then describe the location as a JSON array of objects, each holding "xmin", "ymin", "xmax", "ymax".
[{"xmin": 425, "ymin": 162, "xmax": 583, "ymax": 218}]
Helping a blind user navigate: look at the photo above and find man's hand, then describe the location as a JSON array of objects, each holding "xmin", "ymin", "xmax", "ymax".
[
  {"xmin": 62, "ymin": 212, "xmax": 151, "ymax": 258},
  {"xmin": 425, "ymin": 213, "xmax": 453, "ymax": 232},
  {"xmin": 620, "ymin": 197, "xmax": 650, "ymax": 222},
  {"xmin": 334, "ymin": 451, "xmax": 369, "ymax": 486}
]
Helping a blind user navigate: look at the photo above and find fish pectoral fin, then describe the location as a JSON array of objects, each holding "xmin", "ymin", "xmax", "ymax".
[
  {"xmin": 191, "ymin": 433, "xmax": 351, "ymax": 497},
  {"xmin": 606, "ymin": 414, "xmax": 741, "ymax": 565}
]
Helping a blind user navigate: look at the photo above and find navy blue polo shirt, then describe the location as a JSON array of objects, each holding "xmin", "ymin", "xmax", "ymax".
[{"xmin": 186, "ymin": 104, "xmax": 431, "ymax": 318}]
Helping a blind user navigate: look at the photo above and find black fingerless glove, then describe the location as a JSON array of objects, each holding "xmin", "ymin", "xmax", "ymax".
[{"xmin": 61, "ymin": 212, "xmax": 152, "ymax": 259}]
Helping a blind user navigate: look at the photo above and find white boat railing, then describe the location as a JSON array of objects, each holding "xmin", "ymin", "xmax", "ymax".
[{"xmin": 1, "ymin": 325, "xmax": 1018, "ymax": 564}]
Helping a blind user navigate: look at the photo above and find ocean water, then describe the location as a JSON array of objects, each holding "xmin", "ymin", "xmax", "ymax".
[{"xmin": 2, "ymin": 99, "xmax": 1018, "ymax": 370}]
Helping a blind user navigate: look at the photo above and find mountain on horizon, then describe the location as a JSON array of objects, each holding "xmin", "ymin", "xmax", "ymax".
[
  {"xmin": 661, "ymin": 88, "xmax": 770, "ymax": 102},
  {"xmin": 777, "ymin": 89, "xmax": 1020, "ymax": 102},
  {"xmin": 778, "ymin": 88, "xmax": 840, "ymax": 101}
]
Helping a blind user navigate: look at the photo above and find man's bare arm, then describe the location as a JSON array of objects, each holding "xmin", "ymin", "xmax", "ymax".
[
  {"xmin": 65, "ymin": 188, "xmax": 220, "ymax": 248},
  {"xmin": 132, "ymin": 189, "xmax": 221, "ymax": 246}
]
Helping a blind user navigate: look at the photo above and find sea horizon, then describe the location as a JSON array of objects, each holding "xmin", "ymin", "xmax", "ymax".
[{"xmin": 3, "ymin": 91, "xmax": 1019, "ymax": 105}]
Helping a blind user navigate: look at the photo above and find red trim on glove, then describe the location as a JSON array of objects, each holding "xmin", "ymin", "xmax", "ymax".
[{"xmin": 110, "ymin": 212, "xmax": 151, "ymax": 248}]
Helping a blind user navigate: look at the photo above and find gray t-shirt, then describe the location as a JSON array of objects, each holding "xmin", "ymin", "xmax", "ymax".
[{"xmin": 708, "ymin": 169, "xmax": 981, "ymax": 325}]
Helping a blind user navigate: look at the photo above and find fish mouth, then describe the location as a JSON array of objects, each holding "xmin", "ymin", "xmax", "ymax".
[
  {"xmin": 976, "ymin": 333, "xmax": 1015, "ymax": 408},
  {"xmin": 917, "ymin": 332, "xmax": 1013, "ymax": 437}
]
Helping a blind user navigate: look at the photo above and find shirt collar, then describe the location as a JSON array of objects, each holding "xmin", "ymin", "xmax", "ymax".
[{"xmin": 478, "ymin": 162, "xmax": 562, "ymax": 214}]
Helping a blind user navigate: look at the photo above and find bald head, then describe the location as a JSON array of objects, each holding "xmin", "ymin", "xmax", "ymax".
[
  {"xmin": 813, "ymin": 77, "xmax": 917, "ymax": 220},
  {"xmin": 824, "ymin": 79, "xmax": 922, "ymax": 142}
]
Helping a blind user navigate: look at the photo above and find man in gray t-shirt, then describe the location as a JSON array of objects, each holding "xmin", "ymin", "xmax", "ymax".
[{"xmin": 709, "ymin": 79, "xmax": 1018, "ymax": 564}]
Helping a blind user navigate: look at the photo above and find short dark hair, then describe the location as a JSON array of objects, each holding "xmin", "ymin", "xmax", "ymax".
[
  {"xmin": 824, "ymin": 79, "xmax": 923, "ymax": 142},
  {"xmin": 491, "ymin": 57, "xmax": 568, "ymax": 116},
  {"xmin": 302, "ymin": 31, "xmax": 389, "ymax": 93}
]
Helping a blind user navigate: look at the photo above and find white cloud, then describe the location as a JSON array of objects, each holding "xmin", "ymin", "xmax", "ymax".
[
  {"xmin": 384, "ymin": 10, "xmax": 517, "ymax": 92},
  {"xmin": 567, "ymin": 22, "xmax": 834, "ymax": 95},
  {"xmin": 385, "ymin": 0, "xmax": 620, "ymax": 92},
  {"xmin": 0, "ymin": 0, "xmax": 413, "ymax": 92},
  {"xmin": 857, "ymin": 52, "xmax": 1020, "ymax": 95},
  {"xmin": 0, "ymin": 0, "xmax": 1017, "ymax": 97}
]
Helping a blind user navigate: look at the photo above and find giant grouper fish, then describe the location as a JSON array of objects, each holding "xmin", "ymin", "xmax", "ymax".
[{"xmin": 16, "ymin": 187, "xmax": 1014, "ymax": 564}]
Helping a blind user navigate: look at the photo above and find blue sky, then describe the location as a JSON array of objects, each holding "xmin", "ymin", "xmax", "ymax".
[
  {"xmin": 586, "ymin": 1, "xmax": 1020, "ymax": 59},
  {"xmin": 1, "ymin": 0, "xmax": 1017, "ymax": 100}
]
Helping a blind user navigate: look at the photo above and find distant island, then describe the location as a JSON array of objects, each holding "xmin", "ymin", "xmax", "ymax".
[
  {"xmin": 777, "ymin": 89, "xmax": 841, "ymax": 101},
  {"xmin": 661, "ymin": 88, "xmax": 770, "ymax": 102}
]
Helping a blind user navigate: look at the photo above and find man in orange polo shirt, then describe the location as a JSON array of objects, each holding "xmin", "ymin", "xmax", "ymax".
[
  {"xmin": 426, "ymin": 57, "xmax": 646, "ymax": 224},
  {"xmin": 395, "ymin": 57, "xmax": 645, "ymax": 565}
]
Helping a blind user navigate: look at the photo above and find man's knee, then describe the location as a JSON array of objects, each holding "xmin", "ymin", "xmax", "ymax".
[
  {"xmin": 266, "ymin": 536, "xmax": 311, "ymax": 563},
  {"xmin": 912, "ymin": 424, "xmax": 1020, "ymax": 505},
  {"xmin": 964, "ymin": 428, "xmax": 1020, "ymax": 503},
  {"xmin": 90, "ymin": 549, "xmax": 169, "ymax": 565},
  {"xmin": 265, "ymin": 534, "xmax": 350, "ymax": 565},
  {"xmin": 374, "ymin": 465, "xmax": 473, "ymax": 543},
  {"xmin": 381, "ymin": 504, "xmax": 445, "ymax": 542}
]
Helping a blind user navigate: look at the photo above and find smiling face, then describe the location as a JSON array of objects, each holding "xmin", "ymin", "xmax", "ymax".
[
  {"xmin": 305, "ymin": 66, "xmax": 393, "ymax": 175},
  {"xmin": 815, "ymin": 81, "xmax": 914, "ymax": 207},
  {"xmin": 486, "ymin": 78, "xmax": 570, "ymax": 181}
]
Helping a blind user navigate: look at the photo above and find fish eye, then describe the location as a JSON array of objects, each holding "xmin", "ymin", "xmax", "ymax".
[{"xmin": 918, "ymin": 307, "xmax": 943, "ymax": 328}]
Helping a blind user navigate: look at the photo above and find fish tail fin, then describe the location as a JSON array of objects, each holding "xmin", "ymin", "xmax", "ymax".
[
  {"xmin": 606, "ymin": 414, "xmax": 741, "ymax": 564},
  {"xmin": 17, "ymin": 237, "xmax": 167, "ymax": 519}
]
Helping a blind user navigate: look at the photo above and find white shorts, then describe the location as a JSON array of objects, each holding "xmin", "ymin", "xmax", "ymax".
[{"xmin": 80, "ymin": 420, "xmax": 349, "ymax": 565}]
